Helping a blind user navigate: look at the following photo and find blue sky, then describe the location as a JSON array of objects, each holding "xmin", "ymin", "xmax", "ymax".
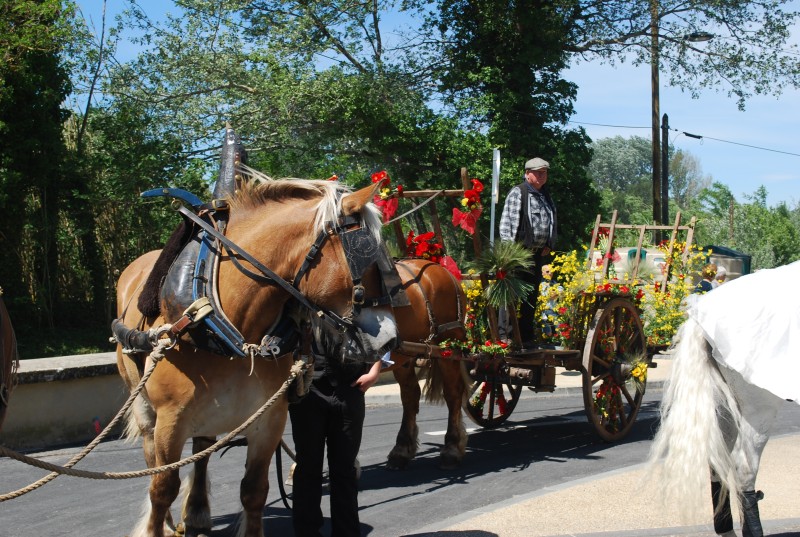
[
  {"xmin": 566, "ymin": 59, "xmax": 800, "ymax": 208},
  {"xmin": 77, "ymin": 1, "xmax": 800, "ymax": 208}
]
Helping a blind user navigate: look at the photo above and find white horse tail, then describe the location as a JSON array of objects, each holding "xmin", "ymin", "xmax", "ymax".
[{"xmin": 647, "ymin": 317, "xmax": 742, "ymax": 520}]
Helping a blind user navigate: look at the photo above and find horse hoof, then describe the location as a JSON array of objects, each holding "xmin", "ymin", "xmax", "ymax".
[
  {"xmin": 438, "ymin": 455, "xmax": 461, "ymax": 471},
  {"xmin": 386, "ymin": 456, "xmax": 409, "ymax": 471},
  {"xmin": 185, "ymin": 526, "xmax": 212, "ymax": 537}
]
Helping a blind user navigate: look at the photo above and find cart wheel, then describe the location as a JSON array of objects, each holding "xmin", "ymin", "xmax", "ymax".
[
  {"xmin": 462, "ymin": 361, "xmax": 522, "ymax": 428},
  {"xmin": 582, "ymin": 297, "xmax": 647, "ymax": 441}
]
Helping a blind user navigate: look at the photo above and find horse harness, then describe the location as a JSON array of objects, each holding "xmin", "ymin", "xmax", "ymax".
[
  {"xmin": 113, "ymin": 187, "xmax": 405, "ymax": 362},
  {"xmin": 395, "ymin": 260, "xmax": 464, "ymax": 347}
]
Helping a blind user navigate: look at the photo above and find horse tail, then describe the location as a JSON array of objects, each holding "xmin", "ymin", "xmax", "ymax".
[
  {"xmin": 647, "ymin": 317, "xmax": 741, "ymax": 520},
  {"xmin": 422, "ymin": 359, "xmax": 445, "ymax": 404}
]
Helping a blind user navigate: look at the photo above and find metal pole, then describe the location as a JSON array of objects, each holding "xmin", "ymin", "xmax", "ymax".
[
  {"xmin": 650, "ymin": 0, "xmax": 662, "ymax": 233},
  {"xmin": 489, "ymin": 148, "xmax": 500, "ymax": 246},
  {"xmin": 661, "ymin": 112, "xmax": 669, "ymax": 225}
]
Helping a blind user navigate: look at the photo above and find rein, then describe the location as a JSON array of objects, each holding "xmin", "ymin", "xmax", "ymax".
[{"xmin": 174, "ymin": 203, "xmax": 357, "ymax": 333}]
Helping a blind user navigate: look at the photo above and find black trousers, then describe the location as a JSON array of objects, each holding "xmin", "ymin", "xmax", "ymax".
[
  {"xmin": 289, "ymin": 376, "xmax": 365, "ymax": 537},
  {"xmin": 518, "ymin": 251, "xmax": 546, "ymax": 343}
]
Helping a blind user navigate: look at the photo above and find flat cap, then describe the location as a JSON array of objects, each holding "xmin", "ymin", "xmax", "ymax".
[{"xmin": 524, "ymin": 157, "xmax": 549, "ymax": 170}]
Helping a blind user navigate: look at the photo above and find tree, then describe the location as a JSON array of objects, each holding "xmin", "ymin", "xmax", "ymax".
[
  {"xmin": 429, "ymin": 0, "xmax": 600, "ymax": 250},
  {"xmin": 0, "ymin": 0, "xmax": 73, "ymax": 327},
  {"xmin": 587, "ymin": 136, "xmax": 651, "ymax": 222},
  {"xmin": 691, "ymin": 185, "xmax": 800, "ymax": 270},
  {"xmin": 669, "ymin": 149, "xmax": 711, "ymax": 209},
  {"xmin": 563, "ymin": 0, "xmax": 800, "ymax": 109},
  {"xmin": 587, "ymin": 135, "xmax": 711, "ymax": 224}
]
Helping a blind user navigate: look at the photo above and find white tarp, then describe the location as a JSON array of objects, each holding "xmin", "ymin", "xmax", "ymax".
[{"xmin": 688, "ymin": 260, "xmax": 800, "ymax": 403}]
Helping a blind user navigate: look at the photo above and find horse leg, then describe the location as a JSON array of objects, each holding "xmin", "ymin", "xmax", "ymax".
[
  {"xmin": 719, "ymin": 368, "xmax": 781, "ymax": 537},
  {"xmin": 437, "ymin": 359, "xmax": 467, "ymax": 470},
  {"xmin": 178, "ymin": 436, "xmax": 214, "ymax": 537},
  {"xmin": 131, "ymin": 419, "xmax": 186, "ymax": 537},
  {"xmin": 235, "ymin": 410, "xmax": 286, "ymax": 537},
  {"xmin": 711, "ymin": 477, "xmax": 734, "ymax": 536},
  {"xmin": 386, "ymin": 358, "xmax": 420, "ymax": 470}
]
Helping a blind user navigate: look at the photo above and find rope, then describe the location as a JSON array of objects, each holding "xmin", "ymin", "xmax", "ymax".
[
  {"xmin": 384, "ymin": 190, "xmax": 444, "ymax": 225},
  {"xmin": 0, "ymin": 360, "xmax": 304, "ymax": 497},
  {"xmin": 0, "ymin": 335, "xmax": 173, "ymax": 501}
]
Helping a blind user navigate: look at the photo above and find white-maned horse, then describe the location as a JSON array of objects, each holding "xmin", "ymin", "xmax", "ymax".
[{"xmin": 649, "ymin": 260, "xmax": 800, "ymax": 537}]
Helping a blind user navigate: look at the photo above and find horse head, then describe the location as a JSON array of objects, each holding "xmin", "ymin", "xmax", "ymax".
[{"xmin": 223, "ymin": 178, "xmax": 398, "ymax": 365}]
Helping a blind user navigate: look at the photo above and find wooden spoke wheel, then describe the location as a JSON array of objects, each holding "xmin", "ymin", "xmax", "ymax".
[
  {"xmin": 462, "ymin": 360, "xmax": 523, "ymax": 428},
  {"xmin": 582, "ymin": 297, "xmax": 647, "ymax": 442}
]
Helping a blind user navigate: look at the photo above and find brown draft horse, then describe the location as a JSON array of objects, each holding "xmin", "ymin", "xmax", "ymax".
[
  {"xmin": 384, "ymin": 258, "xmax": 469, "ymax": 470},
  {"xmin": 0, "ymin": 292, "xmax": 19, "ymax": 431},
  {"xmin": 115, "ymin": 179, "xmax": 398, "ymax": 537}
]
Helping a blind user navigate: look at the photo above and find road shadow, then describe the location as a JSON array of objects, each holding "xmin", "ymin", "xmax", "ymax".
[
  {"xmin": 356, "ymin": 399, "xmax": 660, "ymax": 506},
  {"xmin": 400, "ymin": 530, "xmax": 498, "ymax": 537}
]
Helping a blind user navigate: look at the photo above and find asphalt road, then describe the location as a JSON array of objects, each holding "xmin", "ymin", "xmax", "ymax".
[{"xmin": 3, "ymin": 389, "xmax": 800, "ymax": 537}]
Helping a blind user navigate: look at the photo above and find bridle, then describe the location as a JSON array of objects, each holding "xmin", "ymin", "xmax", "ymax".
[{"xmin": 174, "ymin": 202, "xmax": 391, "ymax": 335}]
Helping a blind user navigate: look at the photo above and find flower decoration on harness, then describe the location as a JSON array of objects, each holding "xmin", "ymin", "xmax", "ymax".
[
  {"xmin": 451, "ymin": 178, "xmax": 484, "ymax": 235},
  {"xmin": 371, "ymin": 170, "xmax": 402, "ymax": 223}
]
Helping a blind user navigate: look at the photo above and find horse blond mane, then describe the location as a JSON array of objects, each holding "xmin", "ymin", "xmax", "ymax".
[{"xmin": 230, "ymin": 167, "xmax": 382, "ymax": 237}]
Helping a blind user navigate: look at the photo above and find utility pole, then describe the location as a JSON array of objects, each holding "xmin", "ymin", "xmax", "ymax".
[
  {"xmin": 728, "ymin": 196, "xmax": 735, "ymax": 242},
  {"xmin": 650, "ymin": 0, "xmax": 662, "ymax": 237},
  {"xmin": 661, "ymin": 113, "xmax": 669, "ymax": 226}
]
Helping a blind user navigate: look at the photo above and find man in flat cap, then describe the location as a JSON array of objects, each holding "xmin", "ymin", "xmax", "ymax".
[{"xmin": 499, "ymin": 157, "xmax": 558, "ymax": 348}]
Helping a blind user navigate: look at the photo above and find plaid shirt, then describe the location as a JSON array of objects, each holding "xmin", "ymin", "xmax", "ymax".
[{"xmin": 499, "ymin": 184, "xmax": 555, "ymax": 250}]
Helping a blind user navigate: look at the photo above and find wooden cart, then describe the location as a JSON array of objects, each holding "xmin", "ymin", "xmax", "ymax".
[{"xmin": 392, "ymin": 171, "xmax": 696, "ymax": 442}]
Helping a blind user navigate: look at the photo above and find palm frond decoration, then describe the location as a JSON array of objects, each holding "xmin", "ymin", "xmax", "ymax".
[{"xmin": 471, "ymin": 241, "xmax": 535, "ymax": 309}]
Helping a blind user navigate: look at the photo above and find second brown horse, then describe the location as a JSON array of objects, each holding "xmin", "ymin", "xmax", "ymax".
[{"xmin": 384, "ymin": 258, "xmax": 469, "ymax": 470}]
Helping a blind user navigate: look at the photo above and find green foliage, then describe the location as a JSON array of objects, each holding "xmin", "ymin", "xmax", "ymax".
[
  {"xmin": 471, "ymin": 240, "xmax": 535, "ymax": 308},
  {"xmin": 0, "ymin": 0, "xmax": 72, "ymax": 329},
  {"xmin": 564, "ymin": 0, "xmax": 800, "ymax": 109},
  {"xmin": 588, "ymin": 135, "xmax": 711, "ymax": 223}
]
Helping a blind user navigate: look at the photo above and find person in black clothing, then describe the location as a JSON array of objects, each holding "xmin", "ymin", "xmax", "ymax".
[
  {"xmin": 498, "ymin": 157, "xmax": 558, "ymax": 347},
  {"xmin": 289, "ymin": 353, "xmax": 381, "ymax": 537}
]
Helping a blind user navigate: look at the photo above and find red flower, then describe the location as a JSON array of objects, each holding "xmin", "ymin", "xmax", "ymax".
[
  {"xmin": 620, "ymin": 285, "xmax": 629, "ymax": 294},
  {"xmin": 452, "ymin": 207, "xmax": 481, "ymax": 235},
  {"xmin": 374, "ymin": 197, "xmax": 398, "ymax": 223},
  {"xmin": 440, "ymin": 255, "xmax": 462, "ymax": 280},
  {"xmin": 498, "ymin": 340, "xmax": 508, "ymax": 349},
  {"xmin": 371, "ymin": 170, "xmax": 388, "ymax": 184},
  {"xmin": 406, "ymin": 230, "xmax": 443, "ymax": 264},
  {"xmin": 496, "ymin": 269, "xmax": 506, "ymax": 280},
  {"xmin": 441, "ymin": 349, "xmax": 453, "ymax": 358}
]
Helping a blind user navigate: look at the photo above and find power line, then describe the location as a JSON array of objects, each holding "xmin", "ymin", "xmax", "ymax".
[
  {"xmin": 675, "ymin": 131, "xmax": 800, "ymax": 158},
  {"xmin": 568, "ymin": 119, "xmax": 800, "ymax": 158},
  {"xmin": 568, "ymin": 119, "xmax": 650, "ymax": 130}
]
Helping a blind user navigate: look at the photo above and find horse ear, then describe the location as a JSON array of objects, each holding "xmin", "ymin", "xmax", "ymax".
[{"xmin": 341, "ymin": 182, "xmax": 382, "ymax": 216}]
